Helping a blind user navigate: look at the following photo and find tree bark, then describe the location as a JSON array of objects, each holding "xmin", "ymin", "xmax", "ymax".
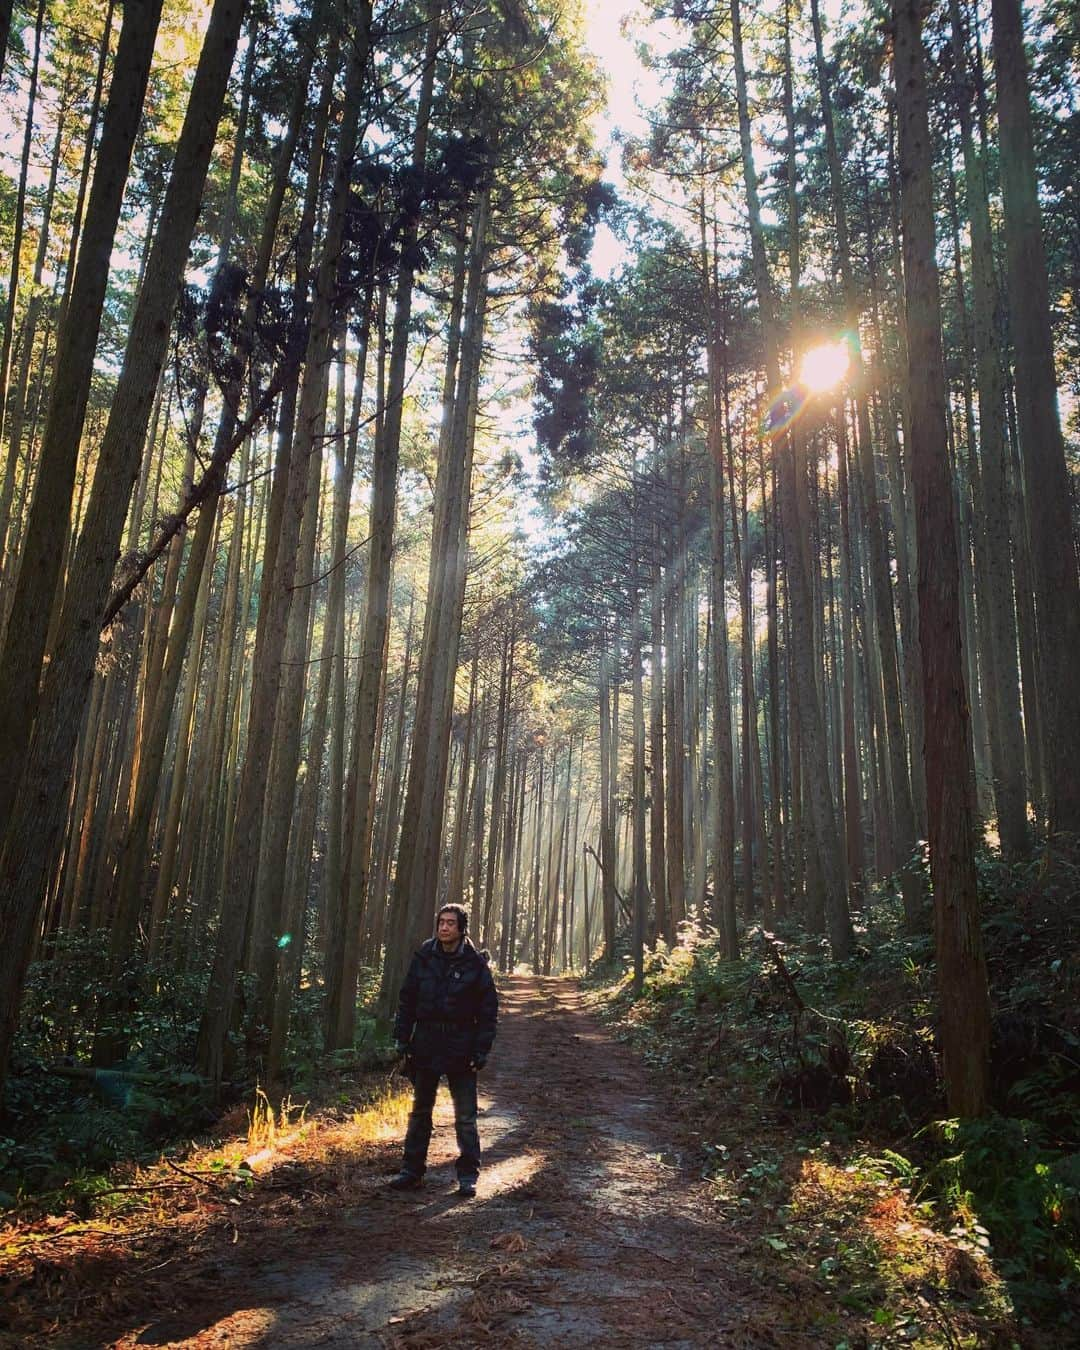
[
  {"xmin": 631, "ymin": 536, "xmax": 649, "ymax": 994},
  {"xmin": 196, "ymin": 0, "xmax": 370, "ymax": 1083},
  {"xmin": 991, "ymin": 0, "xmax": 1080, "ymax": 836},
  {"xmin": 649, "ymin": 459, "xmax": 668, "ymax": 940},
  {"xmin": 0, "ymin": 0, "xmax": 46, "ymax": 448},
  {"xmin": 0, "ymin": 0, "xmax": 249, "ymax": 1097},
  {"xmin": 893, "ymin": 0, "xmax": 991, "ymax": 1116},
  {"xmin": 730, "ymin": 0, "xmax": 852, "ymax": 955},
  {"xmin": 700, "ymin": 202, "xmax": 738, "ymax": 955},
  {"xmin": 599, "ymin": 639, "xmax": 617, "ymax": 959},
  {"xmin": 0, "ymin": 0, "xmax": 165, "ymax": 835},
  {"xmin": 329, "ymin": 0, "xmax": 443, "ymax": 1047}
]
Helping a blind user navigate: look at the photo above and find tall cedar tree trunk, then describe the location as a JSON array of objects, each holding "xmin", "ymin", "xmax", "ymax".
[
  {"xmin": 758, "ymin": 443, "xmax": 786, "ymax": 912},
  {"xmin": 56, "ymin": 0, "xmax": 121, "ymax": 337},
  {"xmin": 482, "ymin": 616, "xmax": 514, "ymax": 944},
  {"xmin": 327, "ymin": 0, "xmax": 443, "ymax": 1047},
  {"xmin": 836, "ymin": 422, "xmax": 865, "ymax": 891},
  {"xmin": 470, "ymin": 698, "xmax": 490, "ymax": 932},
  {"xmin": 729, "ymin": 0, "xmax": 853, "ymax": 956},
  {"xmin": 498, "ymin": 744, "xmax": 522, "ymax": 970},
  {"xmin": 663, "ymin": 469, "xmax": 687, "ymax": 930},
  {"xmin": 566, "ymin": 757, "xmax": 584, "ymax": 967},
  {"xmin": 944, "ymin": 18, "xmax": 1029, "ymax": 854},
  {"xmin": 0, "ymin": 0, "xmax": 14, "ymax": 79},
  {"xmin": 631, "ymin": 523, "xmax": 649, "ymax": 994},
  {"xmin": 702, "ymin": 222, "xmax": 737, "ymax": 956},
  {"xmin": 727, "ymin": 434, "xmax": 755, "ymax": 917},
  {"xmin": 530, "ymin": 755, "xmax": 545, "ymax": 970},
  {"xmin": 369, "ymin": 600, "xmax": 416, "ymax": 956},
  {"xmin": 445, "ymin": 642, "xmax": 480, "ymax": 909},
  {"xmin": 0, "ymin": 0, "xmax": 45, "ymax": 449},
  {"xmin": 893, "ymin": 0, "xmax": 991, "ymax": 1116},
  {"xmin": 196, "ymin": 3, "xmax": 372, "ymax": 1083},
  {"xmin": 1, "ymin": 79, "xmax": 67, "ymax": 583},
  {"xmin": 945, "ymin": 163, "xmax": 1009, "ymax": 832},
  {"xmin": 809, "ymin": 0, "xmax": 922, "ymax": 922},
  {"xmin": 0, "ymin": 0, "xmax": 249, "ymax": 1097},
  {"xmin": 328, "ymin": 341, "xmax": 372, "ymax": 958},
  {"xmin": 540, "ymin": 736, "xmax": 558, "ymax": 974},
  {"xmin": 507, "ymin": 749, "xmax": 528, "ymax": 967},
  {"xmin": 599, "ymin": 639, "xmax": 617, "ymax": 958},
  {"xmin": 378, "ymin": 153, "xmax": 492, "ymax": 1016},
  {"xmin": 648, "ymin": 452, "xmax": 668, "ymax": 940},
  {"xmin": 990, "ymin": 0, "xmax": 1080, "ymax": 834},
  {"xmin": 686, "ymin": 560, "xmax": 707, "ymax": 919},
  {"xmin": 1003, "ymin": 374, "xmax": 1045, "ymax": 811},
  {"xmin": 0, "ymin": 0, "xmax": 164, "ymax": 835}
]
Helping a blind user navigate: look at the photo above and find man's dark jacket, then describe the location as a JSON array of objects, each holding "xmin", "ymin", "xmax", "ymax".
[{"xmin": 393, "ymin": 937, "xmax": 498, "ymax": 1074}]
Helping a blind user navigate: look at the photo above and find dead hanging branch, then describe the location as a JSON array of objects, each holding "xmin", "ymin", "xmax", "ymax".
[
  {"xmin": 584, "ymin": 841, "xmax": 632, "ymax": 922},
  {"xmin": 759, "ymin": 930, "xmax": 849, "ymax": 1028},
  {"xmin": 45, "ymin": 1063, "xmax": 210, "ymax": 1087},
  {"xmin": 761, "ymin": 929, "xmax": 805, "ymax": 1011},
  {"xmin": 101, "ymin": 350, "xmax": 298, "ymax": 628},
  {"xmin": 760, "ymin": 931, "xmax": 857, "ymax": 1110},
  {"xmin": 287, "ymin": 534, "xmax": 370, "ymax": 592}
]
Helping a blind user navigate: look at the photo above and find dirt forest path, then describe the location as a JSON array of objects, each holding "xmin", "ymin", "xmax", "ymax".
[{"xmin": 93, "ymin": 977, "xmax": 793, "ymax": 1348}]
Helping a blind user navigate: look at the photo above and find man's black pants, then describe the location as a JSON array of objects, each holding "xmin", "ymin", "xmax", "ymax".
[{"xmin": 401, "ymin": 1066, "xmax": 480, "ymax": 1180}]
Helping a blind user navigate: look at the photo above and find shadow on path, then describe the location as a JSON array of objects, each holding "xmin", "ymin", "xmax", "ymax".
[{"xmin": 56, "ymin": 978, "xmax": 810, "ymax": 1349}]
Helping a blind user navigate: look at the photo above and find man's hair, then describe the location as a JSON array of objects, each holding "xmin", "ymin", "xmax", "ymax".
[{"xmin": 436, "ymin": 903, "xmax": 468, "ymax": 935}]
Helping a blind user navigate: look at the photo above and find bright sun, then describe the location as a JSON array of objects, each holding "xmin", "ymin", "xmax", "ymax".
[{"xmin": 799, "ymin": 340, "xmax": 850, "ymax": 393}]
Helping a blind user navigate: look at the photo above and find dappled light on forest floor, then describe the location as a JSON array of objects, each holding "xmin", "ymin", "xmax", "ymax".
[
  {"xmin": 476, "ymin": 1147, "xmax": 545, "ymax": 1195},
  {"xmin": 0, "ymin": 977, "xmax": 800, "ymax": 1346},
  {"xmin": 2, "ymin": 972, "xmax": 1067, "ymax": 1346}
]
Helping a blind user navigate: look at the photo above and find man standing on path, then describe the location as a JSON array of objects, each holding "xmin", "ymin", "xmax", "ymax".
[{"xmin": 389, "ymin": 903, "xmax": 498, "ymax": 1197}]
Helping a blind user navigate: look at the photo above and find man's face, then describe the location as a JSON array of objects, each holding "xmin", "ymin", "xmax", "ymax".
[{"xmin": 437, "ymin": 910, "xmax": 462, "ymax": 946}]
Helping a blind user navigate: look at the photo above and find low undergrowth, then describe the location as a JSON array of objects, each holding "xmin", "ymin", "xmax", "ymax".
[
  {"xmin": 0, "ymin": 932, "xmax": 389, "ymax": 1211},
  {"xmin": 0, "ymin": 1058, "xmax": 414, "ymax": 1340},
  {"xmin": 588, "ymin": 847, "xmax": 1080, "ymax": 1346}
]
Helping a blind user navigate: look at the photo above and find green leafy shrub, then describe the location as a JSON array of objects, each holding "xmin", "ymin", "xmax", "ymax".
[{"xmin": 917, "ymin": 1114, "xmax": 1079, "ymax": 1317}]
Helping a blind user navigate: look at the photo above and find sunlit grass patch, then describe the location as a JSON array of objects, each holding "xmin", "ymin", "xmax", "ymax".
[
  {"xmin": 787, "ymin": 1152, "xmax": 1013, "ymax": 1339},
  {"xmin": 246, "ymin": 1085, "xmax": 308, "ymax": 1154},
  {"xmin": 346, "ymin": 1079, "xmax": 413, "ymax": 1144},
  {"xmin": 1, "ymin": 1068, "xmax": 414, "ymax": 1250}
]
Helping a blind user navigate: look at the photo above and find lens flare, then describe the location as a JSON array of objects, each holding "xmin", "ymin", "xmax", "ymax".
[
  {"xmin": 799, "ymin": 340, "xmax": 851, "ymax": 393},
  {"xmin": 761, "ymin": 386, "xmax": 808, "ymax": 439}
]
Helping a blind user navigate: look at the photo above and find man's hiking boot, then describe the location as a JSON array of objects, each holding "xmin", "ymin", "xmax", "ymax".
[
  {"xmin": 388, "ymin": 1171, "xmax": 422, "ymax": 1191},
  {"xmin": 457, "ymin": 1177, "xmax": 477, "ymax": 1198}
]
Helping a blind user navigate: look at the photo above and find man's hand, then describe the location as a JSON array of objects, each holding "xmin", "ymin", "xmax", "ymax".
[
  {"xmin": 470, "ymin": 1055, "xmax": 487, "ymax": 1072},
  {"xmin": 395, "ymin": 1042, "xmax": 416, "ymax": 1084}
]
